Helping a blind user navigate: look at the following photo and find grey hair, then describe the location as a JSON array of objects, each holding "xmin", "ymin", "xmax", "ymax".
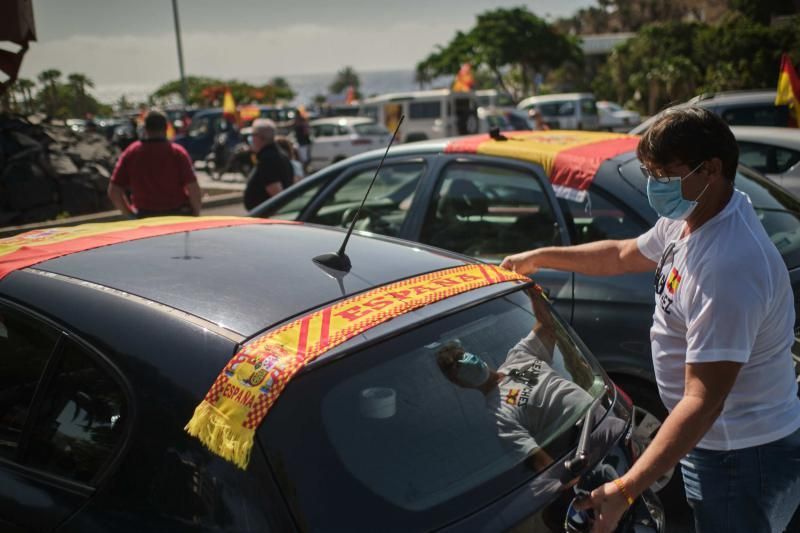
[{"xmin": 251, "ymin": 118, "xmax": 277, "ymax": 138}]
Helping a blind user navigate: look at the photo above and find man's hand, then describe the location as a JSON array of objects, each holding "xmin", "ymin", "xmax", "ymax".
[
  {"xmin": 500, "ymin": 250, "xmax": 540, "ymax": 275},
  {"xmin": 573, "ymin": 480, "xmax": 630, "ymax": 533}
]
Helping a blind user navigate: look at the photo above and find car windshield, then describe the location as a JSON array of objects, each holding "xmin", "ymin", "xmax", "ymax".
[
  {"xmin": 261, "ymin": 286, "xmax": 609, "ymax": 531},
  {"xmin": 620, "ymin": 159, "xmax": 800, "ymax": 269},
  {"xmin": 353, "ymin": 122, "xmax": 390, "ymax": 136}
]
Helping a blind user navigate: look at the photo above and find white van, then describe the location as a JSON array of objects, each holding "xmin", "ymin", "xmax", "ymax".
[
  {"xmin": 360, "ymin": 89, "xmax": 479, "ymax": 143},
  {"xmin": 516, "ymin": 92, "xmax": 600, "ymax": 130}
]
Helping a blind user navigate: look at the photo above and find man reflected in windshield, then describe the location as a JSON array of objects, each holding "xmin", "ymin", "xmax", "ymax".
[{"xmin": 436, "ymin": 289, "xmax": 594, "ymax": 471}]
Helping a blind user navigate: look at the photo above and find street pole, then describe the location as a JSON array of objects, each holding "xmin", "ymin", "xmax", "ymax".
[{"xmin": 171, "ymin": 0, "xmax": 188, "ymax": 106}]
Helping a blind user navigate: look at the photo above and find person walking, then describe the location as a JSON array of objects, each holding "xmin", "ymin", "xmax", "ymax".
[
  {"xmin": 293, "ymin": 109, "xmax": 312, "ymax": 172},
  {"xmin": 243, "ymin": 119, "xmax": 294, "ymax": 210},
  {"xmin": 108, "ymin": 109, "xmax": 201, "ymax": 218},
  {"xmin": 275, "ymin": 136, "xmax": 305, "ymax": 184},
  {"xmin": 501, "ymin": 107, "xmax": 800, "ymax": 533}
]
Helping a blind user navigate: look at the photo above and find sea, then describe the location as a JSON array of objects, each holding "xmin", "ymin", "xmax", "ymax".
[{"xmin": 93, "ymin": 68, "xmax": 451, "ymax": 108}]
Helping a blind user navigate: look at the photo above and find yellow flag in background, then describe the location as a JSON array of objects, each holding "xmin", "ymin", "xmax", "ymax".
[
  {"xmin": 222, "ymin": 88, "xmax": 237, "ymax": 123},
  {"xmin": 776, "ymin": 53, "xmax": 800, "ymax": 127}
]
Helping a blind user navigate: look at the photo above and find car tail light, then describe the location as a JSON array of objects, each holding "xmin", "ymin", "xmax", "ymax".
[
  {"xmin": 351, "ymin": 138, "xmax": 371, "ymax": 146},
  {"xmin": 614, "ymin": 383, "xmax": 633, "ymax": 410}
]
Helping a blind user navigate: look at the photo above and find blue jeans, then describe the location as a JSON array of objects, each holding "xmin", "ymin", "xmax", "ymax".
[{"xmin": 680, "ymin": 426, "xmax": 800, "ymax": 533}]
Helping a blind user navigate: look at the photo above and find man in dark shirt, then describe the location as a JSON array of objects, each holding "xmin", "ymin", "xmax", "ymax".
[
  {"xmin": 243, "ymin": 119, "xmax": 294, "ymax": 210},
  {"xmin": 108, "ymin": 110, "xmax": 201, "ymax": 218}
]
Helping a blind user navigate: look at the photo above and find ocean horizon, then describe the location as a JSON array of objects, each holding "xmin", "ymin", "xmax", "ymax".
[{"xmin": 93, "ymin": 68, "xmax": 452, "ymax": 107}]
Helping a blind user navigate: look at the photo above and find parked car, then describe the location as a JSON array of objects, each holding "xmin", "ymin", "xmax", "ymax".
[
  {"xmin": 477, "ymin": 106, "xmax": 514, "ymax": 133},
  {"xmin": 0, "ymin": 217, "xmax": 662, "ymax": 532},
  {"xmin": 517, "ymin": 93, "xmax": 600, "ymax": 130},
  {"xmin": 309, "ymin": 116, "xmax": 392, "ymax": 170},
  {"xmin": 360, "ymin": 89, "xmax": 479, "ymax": 143},
  {"xmin": 597, "ymin": 101, "xmax": 642, "ymax": 132},
  {"xmin": 631, "ymin": 90, "xmax": 797, "ymax": 135},
  {"xmin": 251, "ymin": 130, "xmax": 800, "ymax": 511},
  {"xmin": 732, "ymin": 126, "xmax": 800, "ymax": 196},
  {"xmin": 175, "ymin": 105, "xmax": 298, "ymax": 162}
]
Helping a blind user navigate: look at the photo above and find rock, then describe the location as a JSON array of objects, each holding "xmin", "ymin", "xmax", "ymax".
[{"xmin": 0, "ymin": 113, "xmax": 119, "ymax": 226}]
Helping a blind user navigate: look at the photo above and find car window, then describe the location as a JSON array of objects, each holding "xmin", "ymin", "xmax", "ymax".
[
  {"xmin": 738, "ymin": 141, "xmax": 800, "ymax": 174},
  {"xmin": 538, "ymin": 103, "xmax": 559, "ymax": 116},
  {"xmin": 0, "ymin": 304, "xmax": 59, "ymax": 460},
  {"xmin": 409, "ymin": 101, "xmax": 441, "ymax": 120},
  {"xmin": 337, "ymin": 125, "xmax": 351, "ymax": 135},
  {"xmin": 23, "ymin": 338, "xmax": 127, "ymax": 484},
  {"xmin": 306, "ymin": 162, "xmax": 425, "ymax": 237},
  {"xmin": 188, "ymin": 117, "xmax": 210, "ymax": 138},
  {"xmin": 269, "ymin": 177, "xmax": 329, "ymax": 220},
  {"xmin": 581, "ymin": 99, "xmax": 598, "ymax": 116},
  {"xmin": 562, "ymin": 186, "xmax": 649, "ymax": 244},
  {"xmin": 354, "ymin": 123, "xmax": 390, "ymax": 136},
  {"xmin": 313, "ymin": 124, "xmax": 337, "ymax": 137},
  {"xmin": 420, "ymin": 162, "xmax": 561, "ymax": 260},
  {"xmin": 262, "ymin": 287, "xmax": 605, "ymax": 531},
  {"xmin": 361, "ymin": 106, "xmax": 379, "ymax": 120},
  {"xmin": 557, "ymin": 101, "xmax": 576, "ymax": 117},
  {"xmin": 720, "ymin": 105, "xmax": 791, "ymax": 127},
  {"xmin": 776, "ymin": 147, "xmax": 800, "ymax": 173}
]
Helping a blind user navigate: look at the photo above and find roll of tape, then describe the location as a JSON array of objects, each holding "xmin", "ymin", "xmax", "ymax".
[{"xmin": 359, "ymin": 387, "xmax": 396, "ymax": 419}]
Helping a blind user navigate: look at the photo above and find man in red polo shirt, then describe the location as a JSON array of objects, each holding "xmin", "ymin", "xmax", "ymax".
[{"xmin": 108, "ymin": 110, "xmax": 202, "ymax": 218}]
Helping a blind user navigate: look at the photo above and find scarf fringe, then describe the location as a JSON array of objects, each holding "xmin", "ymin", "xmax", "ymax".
[{"xmin": 184, "ymin": 401, "xmax": 253, "ymax": 470}]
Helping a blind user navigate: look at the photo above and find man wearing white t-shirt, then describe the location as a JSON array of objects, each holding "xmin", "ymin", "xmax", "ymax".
[{"xmin": 501, "ymin": 107, "xmax": 800, "ymax": 532}]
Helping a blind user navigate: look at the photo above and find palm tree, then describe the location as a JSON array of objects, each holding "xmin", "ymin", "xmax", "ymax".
[
  {"xmin": 68, "ymin": 73, "xmax": 94, "ymax": 116},
  {"xmin": 37, "ymin": 69, "xmax": 62, "ymax": 117},
  {"xmin": 15, "ymin": 78, "xmax": 36, "ymax": 114}
]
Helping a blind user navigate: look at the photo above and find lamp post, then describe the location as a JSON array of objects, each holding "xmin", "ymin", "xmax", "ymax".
[{"xmin": 171, "ymin": 0, "xmax": 188, "ymax": 106}]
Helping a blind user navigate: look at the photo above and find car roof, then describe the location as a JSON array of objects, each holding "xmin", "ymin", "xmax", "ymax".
[
  {"xmin": 689, "ymin": 90, "xmax": 777, "ymax": 106},
  {"xmin": 310, "ymin": 116, "xmax": 376, "ymax": 126},
  {"xmin": 24, "ymin": 223, "xmax": 470, "ymax": 338},
  {"xmin": 517, "ymin": 93, "xmax": 595, "ymax": 107},
  {"xmin": 730, "ymin": 126, "xmax": 800, "ymax": 149}
]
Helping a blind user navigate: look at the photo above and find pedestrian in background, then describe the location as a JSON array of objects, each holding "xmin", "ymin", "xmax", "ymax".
[
  {"xmin": 528, "ymin": 108, "xmax": 550, "ymax": 131},
  {"xmin": 502, "ymin": 107, "xmax": 800, "ymax": 533},
  {"xmin": 293, "ymin": 109, "xmax": 312, "ymax": 172},
  {"xmin": 243, "ymin": 119, "xmax": 294, "ymax": 210},
  {"xmin": 275, "ymin": 136, "xmax": 305, "ymax": 183},
  {"xmin": 108, "ymin": 109, "xmax": 201, "ymax": 218}
]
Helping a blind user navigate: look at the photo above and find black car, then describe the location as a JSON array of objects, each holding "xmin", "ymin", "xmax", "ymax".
[
  {"xmin": 0, "ymin": 218, "xmax": 662, "ymax": 531},
  {"xmin": 250, "ymin": 130, "xmax": 800, "ymax": 509}
]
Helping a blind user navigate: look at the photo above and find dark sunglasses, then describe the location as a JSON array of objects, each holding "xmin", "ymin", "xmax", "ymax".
[{"xmin": 654, "ymin": 241, "xmax": 676, "ymax": 292}]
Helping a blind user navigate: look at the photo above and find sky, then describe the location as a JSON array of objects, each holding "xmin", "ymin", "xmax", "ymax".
[{"xmin": 17, "ymin": 0, "xmax": 596, "ymax": 101}]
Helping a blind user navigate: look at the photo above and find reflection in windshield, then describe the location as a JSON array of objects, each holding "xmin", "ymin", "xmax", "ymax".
[{"xmin": 436, "ymin": 287, "xmax": 596, "ymax": 472}]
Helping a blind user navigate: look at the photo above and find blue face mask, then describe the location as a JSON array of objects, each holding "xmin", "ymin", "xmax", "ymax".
[
  {"xmin": 645, "ymin": 162, "xmax": 709, "ymax": 220},
  {"xmin": 455, "ymin": 352, "xmax": 490, "ymax": 387}
]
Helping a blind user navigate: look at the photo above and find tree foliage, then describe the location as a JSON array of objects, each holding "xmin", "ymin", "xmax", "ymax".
[
  {"xmin": 328, "ymin": 66, "xmax": 361, "ymax": 96},
  {"xmin": 0, "ymin": 70, "xmax": 111, "ymax": 118},
  {"xmin": 592, "ymin": 13, "xmax": 800, "ymax": 113},
  {"xmin": 150, "ymin": 75, "xmax": 294, "ymax": 107},
  {"xmin": 415, "ymin": 7, "xmax": 582, "ymax": 99}
]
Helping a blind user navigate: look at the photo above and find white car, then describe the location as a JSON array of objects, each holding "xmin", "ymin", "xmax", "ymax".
[
  {"xmin": 732, "ymin": 126, "xmax": 800, "ymax": 196},
  {"xmin": 309, "ymin": 117, "xmax": 391, "ymax": 169},
  {"xmin": 597, "ymin": 101, "xmax": 641, "ymax": 132}
]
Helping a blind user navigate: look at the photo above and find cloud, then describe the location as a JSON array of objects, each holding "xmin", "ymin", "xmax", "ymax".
[{"xmin": 18, "ymin": 20, "xmax": 466, "ymax": 101}]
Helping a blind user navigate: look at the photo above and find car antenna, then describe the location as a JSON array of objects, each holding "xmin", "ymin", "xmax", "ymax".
[{"xmin": 312, "ymin": 115, "xmax": 405, "ymax": 272}]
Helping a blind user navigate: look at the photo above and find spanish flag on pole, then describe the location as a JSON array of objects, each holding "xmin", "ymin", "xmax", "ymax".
[
  {"xmin": 222, "ymin": 88, "xmax": 237, "ymax": 123},
  {"xmin": 776, "ymin": 53, "xmax": 800, "ymax": 127}
]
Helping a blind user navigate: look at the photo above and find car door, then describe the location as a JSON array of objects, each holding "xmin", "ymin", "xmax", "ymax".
[
  {"xmin": 557, "ymin": 181, "xmax": 654, "ymax": 378},
  {"xmin": 0, "ymin": 301, "xmax": 130, "ymax": 532},
  {"xmin": 310, "ymin": 124, "xmax": 337, "ymax": 166},
  {"xmin": 409, "ymin": 155, "xmax": 574, "ymax": 319}
]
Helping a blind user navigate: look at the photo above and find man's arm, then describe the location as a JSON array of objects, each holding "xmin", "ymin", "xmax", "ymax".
[
  {"xmin": 576, "ymin": 360, "xmax": 742, "ymax": 532},
  {"xmin": 500, "ymin": 238, "xmax": 656, "ymax": 277},
  {"xmin": 186, "ymin": 182, "xmax": 202, "ymax": 216},
  {"xmin": 107, "ymin": 183, "xmax": 134, "ymax": 217}
]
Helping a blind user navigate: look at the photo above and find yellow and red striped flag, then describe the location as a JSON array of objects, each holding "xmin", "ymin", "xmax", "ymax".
[{"xmin": 776, "ymin": 53, "xmax": 800, "ymax": 127}]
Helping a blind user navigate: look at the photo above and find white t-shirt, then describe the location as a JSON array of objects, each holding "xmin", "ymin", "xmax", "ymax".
[
  {"xmin": 637, "ymin": 190, "xmax": 800, "ymax": 450},
  {"xmin": 486, "ymin": 332, "xmax": 593, "ymax": 458}
]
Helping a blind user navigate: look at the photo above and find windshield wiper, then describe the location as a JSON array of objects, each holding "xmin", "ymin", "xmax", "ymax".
[{"xmin": 564, "ymin": 386, "xmax": 609, "ymax": 475}]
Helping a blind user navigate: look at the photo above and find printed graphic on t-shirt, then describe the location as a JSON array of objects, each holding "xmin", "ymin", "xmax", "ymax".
[
  {"xmin": 666, "ymin": 268, "xmax": 682, "ymax": 294},
  {"xmin": 503, "ymin": 384, "xmax": 533, "ymax": 407}
]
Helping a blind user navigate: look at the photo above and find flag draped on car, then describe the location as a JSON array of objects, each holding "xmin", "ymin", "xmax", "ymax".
[
  {"xmin": 776, "ymin": 53, "xmax": 800, "ymax": 127},
  {"xmin": 0, "ymin": 216, "xmax": 291, "ymax": 280},
  {"xmin": 445, "ymin": 130, "xmax": 639, "ymax": 202},
  {"xmin": 185, "ymin": 263, "xmax": 529, "ymax": 468}
]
